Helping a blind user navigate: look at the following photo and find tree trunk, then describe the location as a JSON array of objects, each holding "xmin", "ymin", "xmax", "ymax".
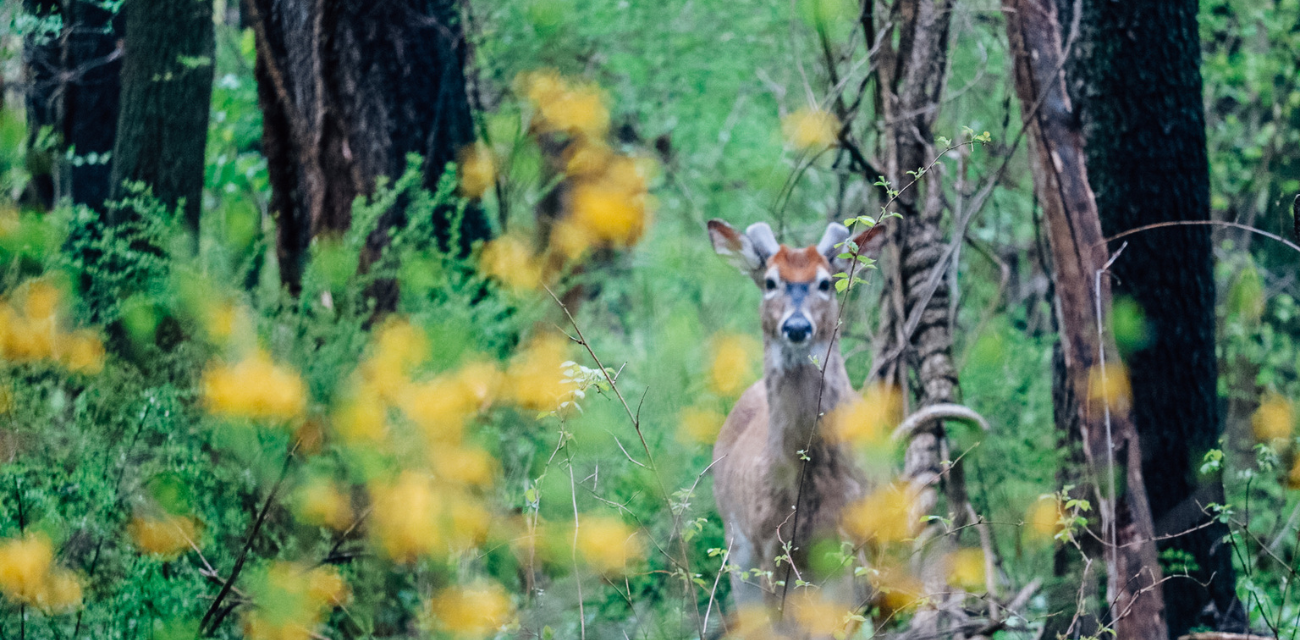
[
  {"xmin": 1064, "ymin": 1, "xmax": 1245, "ymax": 635},
  {"xmin": 247, "ymin": 0, "xmax": 489, "ymax": 296},
  {"xmin": 21, "ymin": 0, "xmax": 62, "ymax": 210},
  {"xmin": 871, "ymin": 0, "xmax": 968, "ymax": 633},
  {"xmin": 1004, "ymin": 1, "xmax": 1168, "ymax": 637},
  {"xmin": 109, "ymin": 0, "xmax": 216, "ymax": 244},
  {"xmin": 58, "ymin": 1, "xmax": 122, "ymax": 210}
]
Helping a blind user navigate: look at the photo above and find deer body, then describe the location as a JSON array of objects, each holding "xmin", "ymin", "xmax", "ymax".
[{"xmin": 706, "ymin": 219, "xmax": 883, "ymax": 612}]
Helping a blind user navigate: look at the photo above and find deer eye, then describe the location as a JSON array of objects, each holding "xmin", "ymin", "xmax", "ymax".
[
  {"xmin": 818, "ymin": 279, "xmax": 831, "ymax": 292},
  {"xmin": 765, "ymin": 278, "xmax": 778, "ymax": 291}
]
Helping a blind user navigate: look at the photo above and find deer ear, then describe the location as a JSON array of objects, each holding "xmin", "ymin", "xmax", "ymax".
[
  {"xmin": 827, "ymin": 223, "xmax": 888, "ymax": 273},
  {"xmin": 708, "ymin": 219, "xmax": 770, "ymax": 276}
]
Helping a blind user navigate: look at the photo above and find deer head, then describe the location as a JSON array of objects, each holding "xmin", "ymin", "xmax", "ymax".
[{"xmin": 707, "ymin": 219, "xmax": 886, "ymax": 366}]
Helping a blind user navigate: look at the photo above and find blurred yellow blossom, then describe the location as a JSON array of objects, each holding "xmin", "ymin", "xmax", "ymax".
[
  {"xmin": 0, "ymin": 533, "xmax": 82, "ymax": 612},
  {"xmin": 1027, "ymin": 496, "xmax": 1065, "ymax": 541},
  {"xmin": 429, "ymin": 582, "xmax": 514, "ymax": 638},
  {"xmin": 292, "ymin": 479, "xmax": 353, "ymax": 530},
  {"xmin": 843, "ymin": 482, "xmax": 919, "ymax": 544},
  {"xmin": 677, "ymin": 406, "xmax": 725, "ymax": 445},
  {"xmin": 445, "ymin": 494, "xmax": 492, "ymax": 550},
  {"xmin": 332, "ymin": 386, "xmax": 388, "ymax": 444},
  {"xmin": 458, "ymin": 142, "xmax": 496, "ymax": 199},
  {"xmin": 400, "ymin": 377, "xmax": 477, "ymax": 444},
  {"xmin": 21, "ymin": 280, "xmax": 60, "ymax": 322},
  {"xmin": 1254, "ymin": 395, "xmax": 1294, "ymax": 443},
  {"xmin": 785, "ymin": 591, "xmax": 859, "ymax": 638},
  {"xmin": 480, "ymin": 235, "xmax": 543, "ymax": 293},
  {"xmin": 565, "ymin": 141, "xmax": 614, "ymax": 177},
  {"xmin": 202, "ymin": 350, "xmax": 306, "ymax": 421},
  {"xmin": 243, "ymin": 563, "xmax": 348, "ymax": 640},
  {"xmin": 1086, "ymin": 363, "xmax": 1131, "ymax": 414},
  {"xmin": 128, "ymin": 513, "xmax": 202, "ymax": 558},
  {"xmin": 455, "ymin": 361, "xmax": 502, "ymax": 409},
  {"xmin": 827, "ymin": 383, "xmax": 902, "ymax": 446},
  {"xmin": 59, "ymin": 329, "xmax": 105, "ymax": 374},
  {"xmin": 504, "ymin": 335, "xmax": 574, "ymax": 411},
  {"xmin": 708, "ymin": 333, "xmax": 759, "ymax": 398},
  {"xmin": 782, "ymin": 107, "xmax": 840, "ymax": 151},
  {"xmin": 569, "ymin": 182, "xmax": 648, "ymax": 248},
  {"xmin": 871, "ymin": 562, "xmax": 924, "ymax": 616},
  {"xmin": 434, "ymin": 446, "xmax": 495, "ymax": 488},
  {"xmin": 574, "ymin": 516, "xmax": 643, "ymax": 574},
  {"xmin": 522, "ymin": 71, "xmax": 610, "ymax": 140},
  {"xmin": 947, "ymin": 548, "xmax": 986, "ymax": 592},
  {"xmin": 369, "ymin": 472, "xmax": 442, "ymax": 562},
  {"xmin": 361, "ymin": 320, "xmax": 428, "ymax": 401}
]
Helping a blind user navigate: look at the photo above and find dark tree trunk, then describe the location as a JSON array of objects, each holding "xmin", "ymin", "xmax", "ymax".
[
  {"xmin": 1066, "ymin": 1, "xmax": 1245, "ymax": 635},
  {"xmin": 1005, "ymin": 2, "xmax": 1169, "ymax": 636},
  {"xmin": 247, "ymin": 0, "xmax": 488, "ymax": 296},
  {"xmin": 21, "ymin": 0, "xmax": 62, "ymax": 210},
  {"xmin": 59, "ymin": 1, "xmax": 122, "ymax": 210},
  {"xmin": 109, "ymin": 0, "xmax": 216, "ymax": 243}
]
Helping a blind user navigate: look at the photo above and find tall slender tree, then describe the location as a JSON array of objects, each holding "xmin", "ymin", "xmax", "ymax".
[
  {"xmin": 247, "ymin": 0, "xmax": 489, "ymax": 295},
  {"xmin": 1066, "ymin": 0, "xmax": 1246, "ymax": 635},
  {"xmin": 109, "ymin": 0, "xmax": 217, "ymax": 243},
  {"xmin": 58, "ymin": 0, "xmax": 122, "ymax": 210},
  {"xmin": 21, "ymin": 0, "xmax": 122, "ymax": 211}
]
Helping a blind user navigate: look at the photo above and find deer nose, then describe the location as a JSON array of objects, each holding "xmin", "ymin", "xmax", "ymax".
[{"xmin": 782, "ymin": 314, "xmax": 813, "ymax": 343}]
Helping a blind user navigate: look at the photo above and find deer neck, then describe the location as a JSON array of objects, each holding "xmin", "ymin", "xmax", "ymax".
[{"xmin": 763, "ymin": 338, "xmax": 852, "ymax": 467}]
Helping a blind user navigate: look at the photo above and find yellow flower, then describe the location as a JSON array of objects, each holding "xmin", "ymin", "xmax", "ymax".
[
  {"xmin": 59, "ymin": 330, "xmax": 105, "ymax": 374},
  {"xmin": 445, "ymin": 493, "xmax": 492, "ymax": 550},
  {"xmin": 708, "ymin": 333, "xmax": 758, "ymax": 398},
  {"xmin": 842, "ymin": 483, "xmax": 919, "ymax": 545},
  {"xmin": 361, "ymin": 319, "xmax": 428, "ymax": 401},
  {"xmin": 564, "ymin": 141, "xmax": 614, "ymax": 177},
  {"xmin": 128, "ymin": 513, "xmax": 202, "ymax": 558},
  {"xmin": 871, "ymin": 562, "xmax": 924, "ymax": 616},
  {"xmin": 947, "ymin": 548, "xmax": 986, "ymax": 592},
  {"xmin": 21, "ymin": 280, "xmax": 61, "ymax": 323},
  {"xmin": 504, "ymin": 335, "xmax": 574, "ymax": 411},
  {"xmin": 827, "ymin": 383, "xmax": 903, "ymax": 446},
  {"xmin": 202, "ymin": 350, "xmax": 307, "ymax": 422},
  {"xmin": 1254, "ymin": 395, "xmax": 1294, "ymax": 443},
  {"xmin": 458, "ymin": 142, "xmax": 496, "ymax": 199},
  {"xmin": 785, "ymin": 591, "xmax": 859, "ymax": 638},
  {"xmin": 243, "ymin": 563, "xmax": 347, "ymax": 640},
  {"xmin": 434, "ymin": 446, "xmax": 496, "ymax": 488},
  {"xmin": 1086, "ymin": 363, "xmax": 1131, "ymax": 414},
  {"xmin": 782, "ymin": 107, "xmax": 840, "ymax": 151},
  {"xmin": 569, "ymin": 181, "xmax": 647, "ymax": 247},
  {"xmin": 454, "ymin": 361, "xmax": 502, "ymax": 409},
  {"xmin": 479, "ymin": 235, "xmax": 542, "ymax": 292},
  {"xmin": 677, "ymin": 406, "xmax": 725, "ymax": 445},
  {"xmin": 369, "ymin": 472, "xmax": 442, "ymax": 562},
  {"xmin": 1026, "ymin": 496, "xmax": 1065, "ymax": 541},
  {"xmin": 574, "ymin": 516, "xmax": 643, "ymax": 574},
  {"xmin": 332, "ymin": 385, "xmax": 388, "ymax": 444},
  {"xmin": 399, "ymin": 377, "xmax": 477, "ymax": 444},
  {"xmin": 293, "ymin": 479, "xmax": 353, "ymax": 530},
  {"xmin": 429, "ymin": 582, "xmax": 514, "ymax": 638},
  {"xmin": 0, "ymin": 533, "xmax": 82, "ymax": 612},
  {"xmin": 523, "ymin": 71, "xmax": 610, "ymax": 140},
  {"xmin": 0, "ymin": 533, "xmax": 53, "ymax": 603}
]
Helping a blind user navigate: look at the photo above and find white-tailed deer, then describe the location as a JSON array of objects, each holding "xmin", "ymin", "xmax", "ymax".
[{"xmin": 706, "ymin": 219, "xmax": 985, "ymax": 628}]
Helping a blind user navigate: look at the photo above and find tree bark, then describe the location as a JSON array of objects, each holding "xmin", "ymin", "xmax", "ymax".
[
  {"xmin": 247, "ymin": 0, "xmax": 489, "ymax": 296},
  {"xmin": 21, "ymin": 0, "xmax": 62, "ymax": 210},
  {"xmin": 870, "ymin": 0, "xmax": 969, "ymax": 633},
  {"xmin": 1064, "ymin": 0, "xmax": 1245, "ymax": 635},
  {"xmin": 1004, "ymin": 1, "xmax": 1168, "ymax": 638},
  {"xmin": 109, "ymin": 0, "xmax": 216, "ymax": 243},
  {"xmin": 58, "ymin": 1, "xmax": 122, "ymax": 210}
]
